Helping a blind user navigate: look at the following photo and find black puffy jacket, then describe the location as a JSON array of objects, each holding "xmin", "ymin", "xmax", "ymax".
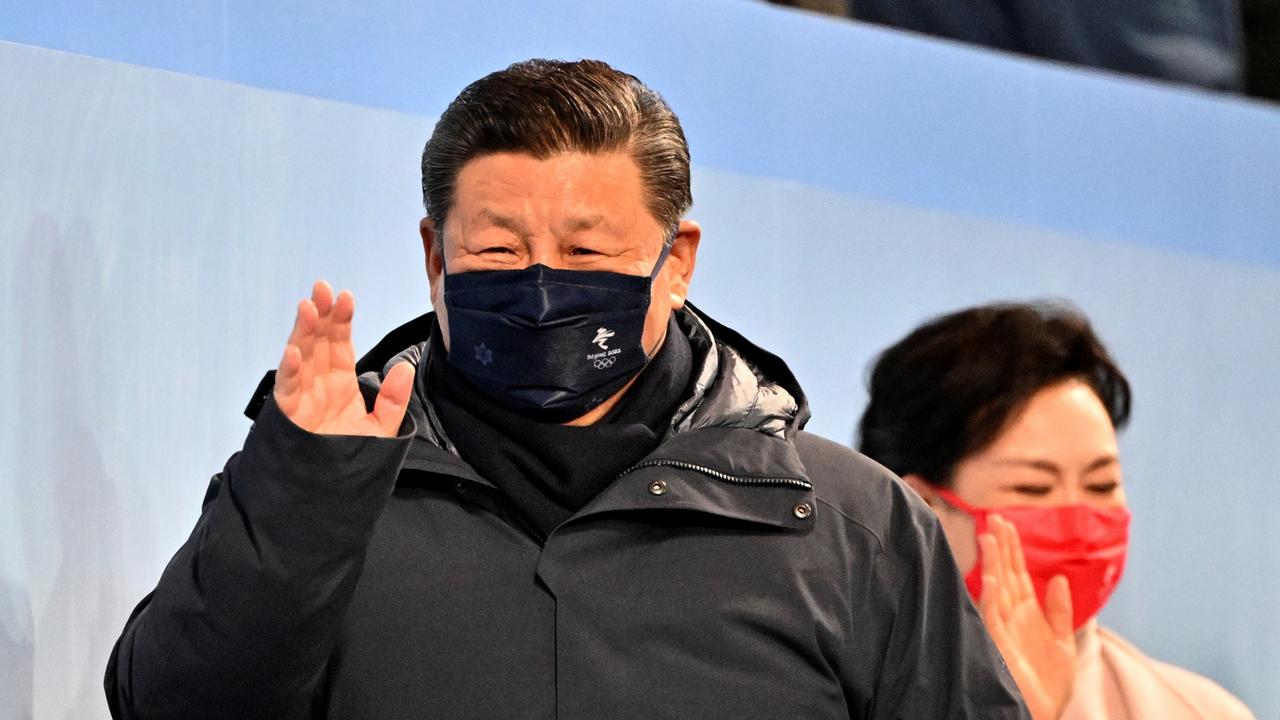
[{"xmin": 106, "ymin": 306, "xmax": 1028, "ymax": 719}]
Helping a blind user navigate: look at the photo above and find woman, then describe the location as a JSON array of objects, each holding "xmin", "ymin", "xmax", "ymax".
[{"xmin": 858, "ymin": 301, "xmax": 1253, "ymax": 720}]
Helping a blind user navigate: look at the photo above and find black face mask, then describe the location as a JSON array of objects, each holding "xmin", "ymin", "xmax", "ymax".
[{"xmin": 442, "ymin": 243, "xmax": 672, "ymax": 423}]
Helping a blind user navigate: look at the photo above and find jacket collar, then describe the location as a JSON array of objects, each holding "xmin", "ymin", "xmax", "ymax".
[
  {"xmin": 572, "ymin": 425, "xmax": 815, "ymax": 531},
  {"xmin": 245, "ymin": 305, "xmax": 816, "ymax": 529}
]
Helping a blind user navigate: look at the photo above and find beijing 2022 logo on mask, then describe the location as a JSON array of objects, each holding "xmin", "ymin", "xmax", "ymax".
[{"xmin": 588, "ymin": 327, "xmax": 621, "ymax": 369}]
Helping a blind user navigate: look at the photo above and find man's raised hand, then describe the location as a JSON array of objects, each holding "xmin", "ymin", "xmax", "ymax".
[{"xmin": 273, "ymin": 280, "xmax": 415, "ymax": 437}]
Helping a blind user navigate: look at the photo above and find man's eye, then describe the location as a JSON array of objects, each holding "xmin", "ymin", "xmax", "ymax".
[
  {"xmin": 568, "ymin": 247, "xmax": 602, "ymax": 256},
  {"xmin": 1086, "ymin": 481, "xmax": 1120, "ymax": 495},
  {"xmin": 480, "ymin": 246, "xmax": 516, "ymax": 255}
]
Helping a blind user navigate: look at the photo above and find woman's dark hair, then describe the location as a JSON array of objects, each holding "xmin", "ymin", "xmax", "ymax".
[
  {"xmin": 421, "ymin": 58, "xmax": 691, "ymax": 242},
  {"xmin": 857, "ymin": 301, "xmax": 1131, "ymax": 486}
]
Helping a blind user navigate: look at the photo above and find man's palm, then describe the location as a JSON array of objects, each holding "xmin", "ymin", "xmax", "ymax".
[{"xmin": 274, "ymin": 281, "xmax": 414, "ymax": 437}]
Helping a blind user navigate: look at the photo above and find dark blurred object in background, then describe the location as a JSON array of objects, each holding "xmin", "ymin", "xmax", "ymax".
[
  {"xmin": 1244, "ymin": 0, "xmax": 1280, "ymax": 98},
  {"xmin": 767, "ymin": 0, "xmax": 1280, "ymax": 101}
]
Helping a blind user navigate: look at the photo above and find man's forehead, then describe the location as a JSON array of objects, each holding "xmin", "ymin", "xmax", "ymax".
[
  {"xmin": 449, "ymin": 150, "xmax": 660, "ymax": 235},
  {"xmin": 467, "ymin": 207, "xmax": 624, "ymax": 237}
]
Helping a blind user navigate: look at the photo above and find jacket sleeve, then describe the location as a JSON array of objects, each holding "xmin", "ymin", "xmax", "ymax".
[
  {"xmin": 104, "ymin": 397, "xmax": 414, "ymax": 720},
  {"xmin": 868, "ymin": 481, "xmax": 1031, "ymax": 720}
]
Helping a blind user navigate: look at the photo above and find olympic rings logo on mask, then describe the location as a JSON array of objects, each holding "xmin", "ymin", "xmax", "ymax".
[{"xmin": 592, "ymin": 357, "xmax": 618, "ymax": 370}]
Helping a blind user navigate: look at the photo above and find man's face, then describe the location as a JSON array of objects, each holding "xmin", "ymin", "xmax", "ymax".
[{"xmin": 422, "ymin": 150, "xmax": 700, "ymax": 359}]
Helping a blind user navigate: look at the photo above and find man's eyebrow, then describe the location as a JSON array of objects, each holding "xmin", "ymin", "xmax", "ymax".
[
  {"xmin": 475, "ymin": 208, "xmax": 529, "ymax": 236},
  {"xmin": 562, "ymin": 214, "xmax": 614, "ymax": 234}
]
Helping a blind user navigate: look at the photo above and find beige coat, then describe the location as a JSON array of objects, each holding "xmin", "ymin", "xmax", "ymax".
[{"xmin": 1060, "ymin": 622, "xmax": 1254, "ymax": 719}]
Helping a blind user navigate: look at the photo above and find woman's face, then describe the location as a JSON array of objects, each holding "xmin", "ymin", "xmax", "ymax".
[{"xmin": 921, "ymin": 378, "xmax": 1127, "ymax": 575}]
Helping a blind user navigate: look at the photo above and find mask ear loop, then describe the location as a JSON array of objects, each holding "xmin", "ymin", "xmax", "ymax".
[
  {"xmin": 436, "ymin": 232, "xmax": 450, "ymax": 276},
  {"xmin": 648, "ymin": 236, "xmax": 675, "ymax": 280},
  {"xmin": 642, "ymin": 233, "xmax": 679, "ymax": 360},
  {"xmin": 933, "ymin": 487, "xmax": 983, "ymax": 517}
]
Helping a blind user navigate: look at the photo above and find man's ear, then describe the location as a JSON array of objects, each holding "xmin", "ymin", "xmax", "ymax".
[
  {"xmin": 421, "ymin": 217, "xmax": 444, "ymax": 301},
  {"xmin": 901, "ymin": 474, "xmax": 940, "ymax": 510},
  {"xmin": 665, "ymin": 219, "xmax": 701, "ymax": 309}
]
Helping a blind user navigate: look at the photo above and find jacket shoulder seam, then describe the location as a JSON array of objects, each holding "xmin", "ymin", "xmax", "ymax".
[{"xmin": 815, "ymin": 496, "xmax": 887, "ymax": 555}]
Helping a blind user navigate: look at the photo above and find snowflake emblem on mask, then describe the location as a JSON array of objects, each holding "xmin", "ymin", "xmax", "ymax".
[{"xmin": 474, "ymin": 342, "xmax": 494, "ymax": 367}]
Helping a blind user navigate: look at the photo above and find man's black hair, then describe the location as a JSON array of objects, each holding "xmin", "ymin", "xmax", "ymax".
[{"xmin": 421, "ymin": 58, "xmax": 691, "ymax": 242}]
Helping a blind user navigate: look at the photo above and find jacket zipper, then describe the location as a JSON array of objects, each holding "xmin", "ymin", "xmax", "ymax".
[{"xmin": 616, "ymin": 459, "xmax": 812, "ymax": 490}]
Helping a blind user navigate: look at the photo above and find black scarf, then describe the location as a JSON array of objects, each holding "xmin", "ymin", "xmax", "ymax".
[{"xmin": 424, "ymin": 317, "xmax": 694, "ymax": 542}]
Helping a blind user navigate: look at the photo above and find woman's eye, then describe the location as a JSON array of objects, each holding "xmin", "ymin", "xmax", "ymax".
[
  {"xmin": 1011, "ymin": 485, "xmax": 1053, "ymax": 497},
  {"xmin": 1086, "ymin": 481, "xmax": 1120, "ymax": 495}
]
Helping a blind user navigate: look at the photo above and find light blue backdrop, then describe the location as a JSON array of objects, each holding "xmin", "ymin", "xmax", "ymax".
[{"xmin": 1, "ymin": 2, "xmax": 1278, "ymax": 718}]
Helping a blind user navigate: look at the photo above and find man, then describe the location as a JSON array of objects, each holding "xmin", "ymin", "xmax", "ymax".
[{"xmin": 105, "ymin": 59, "xmax": 1027, "ymax": 719}]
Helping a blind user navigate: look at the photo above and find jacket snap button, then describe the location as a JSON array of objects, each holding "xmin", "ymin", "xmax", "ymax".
[
  {"xmin": 793, "ymin": 502, "xmax": 813, "ymax": 519},
  {"xmin": 648, "ymin": 480, "xmax": 669, "ymax": 496}
]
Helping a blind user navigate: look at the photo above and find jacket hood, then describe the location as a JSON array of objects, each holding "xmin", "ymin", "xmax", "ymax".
[
  {"xmin": 351, "ymin": 303, "xmax": 810, "ymax": 446},
  {"xmin": 669, "ymin": 302, "xmax": 810, "ymax": 439}
]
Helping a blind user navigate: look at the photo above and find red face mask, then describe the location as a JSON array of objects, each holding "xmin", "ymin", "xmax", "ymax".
[{"xmin": 935, "ymin": 488, "xmax": 1131, "ymax": 630}]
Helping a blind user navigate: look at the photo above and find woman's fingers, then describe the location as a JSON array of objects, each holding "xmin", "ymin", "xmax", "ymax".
[
  {"xmin": 977, "ymin": 518, "xmax": 1078, "ymax": 720},
  {"xmin": 1003, "ymin": 517, "xmax": 1036, "ymax": 602},
  {"xmin": 977, "ymin": 530, "xmax": 1008, "ymax": 620},
  {"xmin": 993, "ymin": 516, "xmax": 1019, "ymax": 597},
  {"xmin": 992, "ymin": 515, "xmax": 1033, "ymax": 604},
  {"xmin": 988, "ymin": 516, "xmax": 1016, "ymax": 617},
  {"xmin": 978, "ymin": 532, "xmax": 1003, "ymax": 623},
  {"xmin": 1044, "ymin": 574, "xmax": 1074, "ymax": 640}
]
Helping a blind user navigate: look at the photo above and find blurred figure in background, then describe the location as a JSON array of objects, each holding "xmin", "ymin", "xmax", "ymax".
[
  {"xmin": 768, "ymin": 0, "xmax": 1279, "ymax": 98},
  {"xmin": 1243, "ymin": 0, "xmax": 1280, "ymax": 98},
  {"xmin": 857, "ymin": 302, "xmax": 1255, "ymax": 719}
]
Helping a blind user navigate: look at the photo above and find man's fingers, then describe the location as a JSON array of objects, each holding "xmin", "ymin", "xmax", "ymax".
[
  {"xmin": 282, "ymin": 297, "xmax": 319, "ymax": 409},
  {"xmin": 291, "ymin": 298, "xmax": 320, "ymax": 375},
  {"xmin": 287, "ymin": 298, "xmax": 318, "ymax": 350},
  {"xmin": 331, "ymin": 289, "xmax": 355, "ymax": 331},
  {"xmin": 311, "ymin": 281, "xmax": 336, "ymax": 377},
  {"xmin": 1045, "ymin": 574, "xmax": 1075, "ymax": 640},
  {"xmin": 311, "ymin": 280, "xmax": 334, "ymax": 315},
  {"xmin": 274, "ymin": 344, "xmax": 303, "ymax": 413},
  {"xmin": 372, "ymin": 361, "xmax": 415, "ymax": 437},
  {"xmin": 328, "ymin": 290, "xmax": 357, "ymax": 371},
  {"xmin": 271, "ymin": 282, "xmax": 388, "ymax": 435}
]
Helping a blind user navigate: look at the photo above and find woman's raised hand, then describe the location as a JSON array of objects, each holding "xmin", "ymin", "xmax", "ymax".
[
  {"xmin": 978, "ymin": 514, "xmax": 1077, "ymax": 720},
  {"xmin": 273, "ymin": 280, "xmax": 415, "ymax": 437}
]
